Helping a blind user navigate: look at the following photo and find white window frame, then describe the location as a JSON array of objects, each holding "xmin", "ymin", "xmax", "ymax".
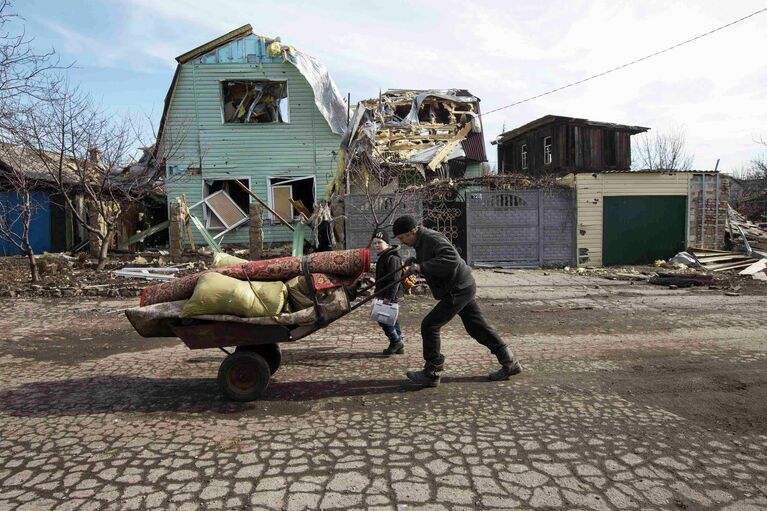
[
  {"xmin": 267, "ymin": 176, "xmax": 316, "ymax": 221},
  {"xmin": 543, "ymin": 136, "xmax": 552, "ymax": 165},
  {"xmin": 219, "ymin": 78, "xmax": 290, "ymax": 125},
  {"xmin": 200, "ymin": 177, "xmax": 251, "ymax": 231},
  {"xmin": 521, "ymin": 144, "xmax": 528, "ymax": 170}
]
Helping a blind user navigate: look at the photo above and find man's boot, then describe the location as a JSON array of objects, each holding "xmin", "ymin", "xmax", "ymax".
[
  {"xmin": 489, "ymin": 346, "xmax": 522, "ymax": 381},
  {"xmin": 406, "ymin": 363, "xmax": 441, "ymax": 387}
]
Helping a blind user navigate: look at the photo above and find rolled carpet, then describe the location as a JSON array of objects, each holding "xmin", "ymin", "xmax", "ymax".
[{"xmin": 140, "ymin": 248, "xmax": 370, "ymax": 307}]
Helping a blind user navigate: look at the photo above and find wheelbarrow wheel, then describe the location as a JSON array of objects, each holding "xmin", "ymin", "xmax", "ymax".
[
  {"xmin": 217, "ymin": 351, "xmax": 270, "ymax": 401},
  {"xmin": 236, "ymin": 344, "xmax": 282, "ymax": 375}
]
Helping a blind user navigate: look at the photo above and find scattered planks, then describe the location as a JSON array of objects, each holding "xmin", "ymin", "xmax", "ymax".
[{"xmin": 688, "ymin": 247, "xmax": 760, "ymax": 272}]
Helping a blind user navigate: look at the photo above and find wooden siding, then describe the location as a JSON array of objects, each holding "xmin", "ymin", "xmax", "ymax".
[
  {"xmin": 162, "ymin": 60, "xmax": 342, "ymax": 245},
  {"xmin": 575, "ymin": 172, "xmax": 693, "ymax": 267},
  {"xmin": 499, "ymin": 121, "xmax": 633, "ymax": 175}
]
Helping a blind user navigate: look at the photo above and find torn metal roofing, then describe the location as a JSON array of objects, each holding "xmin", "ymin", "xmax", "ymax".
[{"xmin": 156, "ymin": 26, "xmax": 348, "ymax": 156}]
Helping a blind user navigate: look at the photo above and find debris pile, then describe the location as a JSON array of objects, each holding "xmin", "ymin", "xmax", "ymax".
[
  {"xmin": 727, "ymin": 205, "xmax": 767, "ymax": 253},
  {"xmin": 338, "ymin": 89, "xmax": 486, "ymax": 192}
]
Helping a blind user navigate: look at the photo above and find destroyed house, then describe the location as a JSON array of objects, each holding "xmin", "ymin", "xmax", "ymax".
[
  {"xmin": 340, "ymin": 89, "xmax": 488, "ymax": 193},
  {"xmin": 156, "ymin": 25, "xmax": 347, "ymax": 246},
  {"xmin": 494, "ymin": 115, "xmax": 648, "ymax": 175}
]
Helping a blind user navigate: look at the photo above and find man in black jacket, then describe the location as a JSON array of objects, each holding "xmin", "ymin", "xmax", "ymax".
[{"xmin": 393, "ymin": 215, "xmax": 522, "ymax": 387}]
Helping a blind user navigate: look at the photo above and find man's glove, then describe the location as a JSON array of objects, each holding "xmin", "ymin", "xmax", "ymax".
[{"xmin": 407, "ymin": 263, "xmax": 421, "ymax": 274}]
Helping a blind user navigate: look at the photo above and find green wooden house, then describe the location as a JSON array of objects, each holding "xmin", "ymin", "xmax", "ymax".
[{"xmin": 156, "ymin": 25, "xmax": 347, "ymax": 247}]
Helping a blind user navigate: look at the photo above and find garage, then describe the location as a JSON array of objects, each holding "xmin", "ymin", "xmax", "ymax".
[{"xmin": 602, "ymin": 195, "xmax": 687, "ymax": 265}]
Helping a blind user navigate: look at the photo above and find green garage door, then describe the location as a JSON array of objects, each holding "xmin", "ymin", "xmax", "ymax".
[{"xmin": 603, "ymin": 196, "xmax": 687, "ymax": 266}]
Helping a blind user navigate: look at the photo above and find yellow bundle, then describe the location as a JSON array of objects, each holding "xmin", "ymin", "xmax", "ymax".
[
  {"xmin": 181, "ymin": 272, "xmax": 287, "ymax": 318},
  {"xmin": 212, "ymin": 253, "xmax": 248, "ymax": 268}
]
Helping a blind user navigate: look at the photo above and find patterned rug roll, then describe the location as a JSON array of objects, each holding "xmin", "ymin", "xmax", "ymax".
[{"xmin": 140, "ymin": 248, "xmax": 370, "ymax": 307}]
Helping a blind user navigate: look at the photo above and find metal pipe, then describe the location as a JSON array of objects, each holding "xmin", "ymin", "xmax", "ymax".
[
  {"xmin": 700, "ymin": 173, "xmax": 706, "ymax": 248},
  {"xmin": 715, "ymin": 173, "xmax": 720, "ymax": 248}
]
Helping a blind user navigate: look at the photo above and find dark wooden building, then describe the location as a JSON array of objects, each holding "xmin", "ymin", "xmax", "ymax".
[{"xmin": 494, "ymin": 115, "xmax": 649, "ymax": 175}]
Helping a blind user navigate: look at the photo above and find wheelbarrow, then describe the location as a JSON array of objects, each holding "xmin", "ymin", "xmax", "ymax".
[{"xmin": 126, "ymin": 259, "xmax": 410, "ymax": 401}]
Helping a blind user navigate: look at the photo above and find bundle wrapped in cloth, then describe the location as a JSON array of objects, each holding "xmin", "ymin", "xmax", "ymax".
[
  {"xmin": 140, "ymin": 248, "xmax": 370, "ymax": 307},
  {"xmin": 180, "ymin": 273, "xmax": 288, "ymax": 318},
  {"xmin": 126, "ymin": 248, "xmax": 370, "ymax": 338}
]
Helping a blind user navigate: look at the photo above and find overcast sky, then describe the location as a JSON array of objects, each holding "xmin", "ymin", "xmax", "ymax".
[{"xmin": 13, "ymin": 0, "xmax": 767, "ymax": 172}]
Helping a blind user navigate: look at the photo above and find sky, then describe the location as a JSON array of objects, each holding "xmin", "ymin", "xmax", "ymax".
[{"xmin": 11, "ymin": 0, "xmax": 767, "ymax": 172}]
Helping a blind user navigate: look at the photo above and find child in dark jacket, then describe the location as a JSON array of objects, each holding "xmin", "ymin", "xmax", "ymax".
[{"xmin": 371, "ymin": 230, "xmax": 405, "ymax": 355}]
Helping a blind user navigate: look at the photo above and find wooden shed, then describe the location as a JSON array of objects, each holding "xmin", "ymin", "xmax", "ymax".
[{"xmin": 494, "ymin": 115, "xmax": 648, "ymax": 176}]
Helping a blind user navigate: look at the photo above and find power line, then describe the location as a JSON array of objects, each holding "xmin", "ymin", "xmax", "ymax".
[{"xmin": 482, "ymin": 6, "xmax": 767, "ymax": 119}]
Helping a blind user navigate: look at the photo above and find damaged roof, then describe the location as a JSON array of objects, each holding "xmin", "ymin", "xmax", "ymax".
[
  {"xmin": 494, "ymin": 114, "xmax": 649, "ymax": 145},
  {"xmin": 156, "ymin": 25, "xmax": 348, "ymax": 156},
  {"xmin": 344, "ymin": 88, "xmax": 487, "ymax": 167},
  {"xmin": 0, "ymin": 144, "xmax": 80, "ymax": 185}
]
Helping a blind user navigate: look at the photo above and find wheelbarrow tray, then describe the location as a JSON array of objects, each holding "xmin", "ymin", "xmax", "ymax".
[{"xmin": 124, "ymin": 286, "xmax": 350, "ymax": 350}]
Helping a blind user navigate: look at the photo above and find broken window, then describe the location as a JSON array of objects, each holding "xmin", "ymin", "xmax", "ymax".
[
  {"xmin": 221, "ymin": 80, "xmax": 289, "ymax": 124},
  {"xmin": 268, "ymin": 177, "xmax": 315, "ymax": 221},
  {"xmin": 521, "ymin": 144, "xmax": 528, "ymax": 170},
  {"xmin": 203, "ymin": 179, "xmax": 250, "ymax": 230},
  {"xmin": 543, "ymin": 136, "xmax": 552, "ymax": 165}
]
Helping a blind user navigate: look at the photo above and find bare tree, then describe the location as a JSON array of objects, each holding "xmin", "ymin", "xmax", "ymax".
[
  {"xmin": 632, "ymin": 126, "xmax": 694, "ymax": 171},
  {"xmin": 0, "ymin": 146, "xmax": 42, "ymax": 281},
  {"xmin": 19, "ymin": 81, "xmax": 141, "ymax": 270},
  {"xmin": 730, "ymin": 137, "xmax": 767, "ymax": 221},
  {"xmin": 344, "ymin": 137, "xmax": 415, "ymax": 240},
  {"xmin": 0, "ymin": 0, "xmax": 63, "ymax": 282}
]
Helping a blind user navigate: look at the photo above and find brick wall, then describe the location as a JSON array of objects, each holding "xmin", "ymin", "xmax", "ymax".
[{"xmin": 688, "ymin": 174, "xmax": 729, "ymax": 250}]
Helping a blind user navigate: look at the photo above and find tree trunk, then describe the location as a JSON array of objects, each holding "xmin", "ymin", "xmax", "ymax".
[
  {"xmin": 95, "ymin": 228, "xmax": 113, "ymax": 271},
  {"xmin": 25, "ymin": 247, "xmax": 39, "ymax": 283}
]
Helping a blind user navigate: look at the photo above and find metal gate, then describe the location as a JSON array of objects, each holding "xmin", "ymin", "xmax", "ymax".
[
  {"xmin": 466, "ymin": 189, "xmax": 575, "ymax": 267},
  {"xmin": 422, "ymin": 199, "xmax": 467, "ymax": 260},
  {"xmin": 344, "ymin": 193, "xmax": 421, "ymax": 260}
]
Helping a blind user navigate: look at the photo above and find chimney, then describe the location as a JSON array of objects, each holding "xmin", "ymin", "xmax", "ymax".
[{"xmin": 88, "ymin": 147, "xmax": 102, "ymax": 168}]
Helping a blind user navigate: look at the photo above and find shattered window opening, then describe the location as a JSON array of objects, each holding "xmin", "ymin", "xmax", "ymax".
[
  {"xmin": 268, "ymin": 176, "xmax": 315, "ymax": 221},
  {"xmin": 543, "ymin": 137, "xmax": 552, "ymax": 165},
  {"xmin": 221, "ymin": 80, "xmax": 289, "ymax": 124},
  {"xmin": 521, "ymin": 144, "xmax": 528, "ymax": 170},
  {"xmin": 203, "ymin": 179, "xmax": 250, "ymax": 230}
]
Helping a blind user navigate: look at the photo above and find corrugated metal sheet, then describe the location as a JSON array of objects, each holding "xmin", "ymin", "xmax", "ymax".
[{"xmin": 461, "ymin": 130, "xmax": 487, "ymax": 162}]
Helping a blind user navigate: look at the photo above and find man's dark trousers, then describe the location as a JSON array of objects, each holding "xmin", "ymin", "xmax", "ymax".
[{"xmin": 421, "ymin": 282, "xmax": 505, "ymax": 371}]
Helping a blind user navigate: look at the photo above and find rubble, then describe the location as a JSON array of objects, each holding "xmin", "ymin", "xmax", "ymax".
[{"xmin": 728, "ymin": 204, "xmax": 767, "ymax": 253}]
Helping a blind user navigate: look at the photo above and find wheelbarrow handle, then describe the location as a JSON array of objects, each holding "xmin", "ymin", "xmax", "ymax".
[
  {"xmin": 349, "ymin": 265, "xmax": 414, "ymax": 312},
  {"xmin": 354, "ymin": 262, "xmax": 409, "ymax": 295}
]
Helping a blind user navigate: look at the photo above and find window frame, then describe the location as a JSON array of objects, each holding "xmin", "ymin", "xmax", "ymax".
[
  {"xmin": 267, "ymin": 176, "xmax": 317, "ymax": 222},
  {"xmin": 201, "ymin": 178, "xmax": 251, "ymax": 231},
  {"xmin": 521, "ymin": 143, "xmax": 528, "ymax": 170},
  {"xmin": 543, "ymin": 136, "xmax": 552, "ymax": 165},
  {"xmin": 219, "ymin": 78, "xmax": 290, "ymax": 125}
]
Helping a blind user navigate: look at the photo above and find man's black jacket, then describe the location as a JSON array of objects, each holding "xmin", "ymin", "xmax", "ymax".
[
  {"xmin": 413, "ymin": 227, "xmax": 474, "ymax": 300},
  {"xmin": 375, "ymin": 246, "xmax": 403, "ymax": 302}
]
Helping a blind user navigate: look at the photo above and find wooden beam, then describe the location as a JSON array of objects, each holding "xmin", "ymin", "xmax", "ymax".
[
  {"xmin": 181, "ymin": 194, "xmax": 196, "ymax": 251},
  {"xmin": 427, "ymin": 121, "xmax": 473, "ymax": 172},
  {"xmin": 118, "ymin": 220, "xmax": 171, "ymax": 250},
  {"xmin": 233, "ymin": 179, "xmax": 295, "ymax": 232}
]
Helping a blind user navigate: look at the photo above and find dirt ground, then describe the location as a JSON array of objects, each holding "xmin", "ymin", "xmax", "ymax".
[{"xmin": 1, "ymin": 268, "xmax": 767, "ymax": 510}]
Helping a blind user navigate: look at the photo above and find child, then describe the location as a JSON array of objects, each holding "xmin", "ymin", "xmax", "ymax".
[{"xmin": 371, "ymin": 230, "xmax": 405, "ymax": 355}]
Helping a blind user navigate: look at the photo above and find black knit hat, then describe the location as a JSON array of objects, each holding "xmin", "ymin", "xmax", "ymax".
[
  {"xmin": 392, "ymin": 215, "xmax": 417, "ymax": 236},
  {"xmin": 372, "ymin": 229, "xmax": 389, "ymax": 243}
]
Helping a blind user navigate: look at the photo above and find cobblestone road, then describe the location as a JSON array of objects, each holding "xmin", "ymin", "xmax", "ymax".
[{"xmin": 1, "ymin": 270, "xmax": 766, "ymax": 510}]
